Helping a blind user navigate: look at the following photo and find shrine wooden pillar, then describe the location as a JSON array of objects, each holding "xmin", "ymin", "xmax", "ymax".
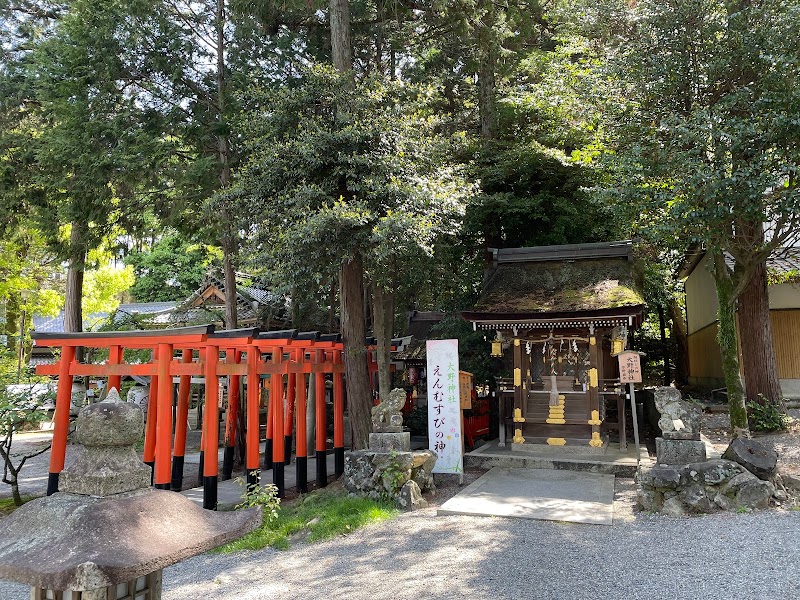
[
  {"xmin": 203, "ymin": 344, "xmax": 220, "ymax": 510},
  {"xmin": 222, "ymin": 349, "xmax": 242, "ymax": 480},
  {"xmin": 263, "ymin": 371, "xmax": 274, "ymax": 471},
  {"xmin": 315, "ymin": 348, "xmax": 327, "ymax": 487},
  {"xmin": 154, "ymin": 342, "xmax": 174, "ymax": 489},
  {"xmin": 245, "ymin": 348, "xmax": 260, "ymax": 490},
  {"xmin": 295, "ymin": 350, "xmax": 308, "ymax": 493},
  {"xmin": 271, "ymin": 347, "xmax": 285, "ymax": 497},
  {"xmin": 143, "ymin": 347, "xmax": 159, "ymax": 481},
  {"xmin": 107, "ymin": 345, "xmax": 123, "ymax": 394},
  {"xmin": 284, "ymin": 355, "xmax": 296, "ymax": 466},
  {"xmin": 172, "ymin": 349, "xmax": 193, "ymax": 490},
  {"xmin": 46, "ymin": 345, "xmax": 76, "ymax": 495},
  {"xmin": 333, "ymin": 349, "xmax": 345, "ymax": 477},
  {"xmin": 512, "ymin": 338, "xmax": 525, "ymax": 444},
  {"xmin": 588, "ymin": 327, "xmax": 602, "ymax": 448}
]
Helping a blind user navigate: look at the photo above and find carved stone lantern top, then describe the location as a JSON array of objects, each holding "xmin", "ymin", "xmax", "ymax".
[{"xmin": 0, "ymin": 388, "xmax": 260, "ymax": 593}]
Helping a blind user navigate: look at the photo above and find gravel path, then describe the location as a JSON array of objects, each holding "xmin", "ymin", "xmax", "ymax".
[
  {"xmin": 2, "ymin": 412, "xmax": 799, "ymax": 599},
  {"xmin": 1, "ymin": 479, "xmax": 798, "ymax": 600}
]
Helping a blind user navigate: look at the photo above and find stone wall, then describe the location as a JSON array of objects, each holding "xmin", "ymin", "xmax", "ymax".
[{"xmin": 637, "ymin": 459, "xmax": 775, "ymax": 516}]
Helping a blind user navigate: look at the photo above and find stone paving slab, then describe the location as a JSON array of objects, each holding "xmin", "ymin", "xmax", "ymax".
[{"xmin": 437, "ymin": 467, "xmax": 615, "ymax": 525}]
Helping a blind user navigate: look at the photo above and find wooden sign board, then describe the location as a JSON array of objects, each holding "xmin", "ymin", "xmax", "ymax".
[
  {"xmin": 618, "ymin": 351, "xmax": 643, "ymax": 384},
  {"xmin": 459, "ymin": 371, "xmax": 473, "ymax": 409}
]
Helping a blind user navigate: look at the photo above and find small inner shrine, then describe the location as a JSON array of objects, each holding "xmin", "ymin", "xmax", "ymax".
[{"xmin": 463, "ymin": 240, "xmax": 644, "ymax": 451}]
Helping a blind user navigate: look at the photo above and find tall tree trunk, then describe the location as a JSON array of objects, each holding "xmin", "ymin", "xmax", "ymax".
[
  {"xmin": 330, "ymin": 0, "xmax": 369, "ymax": 449},
  {"xmin": 341, "ymin": 253, "xmax": 371, "ymax": 449},
  {"xmin": 372, "ymin": 281, "xmax": 394, "ymax": 403},
  {"xmin": 64, "ymin": 221, "xmax": 86, "ymax": 333},
  {"xmin": 222, "ymin": 237, "xmax": 238, "ymax": 329},
  {"xmin": 216, "ymin": 0, "xmax": 237, "ymax": 330},
  {"xmin": 668, "ymin": 298, "xmax": 690, "ymax": 386},
  {"xmin": 330, "ymin": 0, "xmax": 353, "ymax": 79},
  {"xmin": 477, "ymin": 3, "xmax": 498, "ymax": 140},
  {"xmin": 712, "ymin": 251, "xmax": 750, "ymax": 439},
  {"xmin": 657, "ymin": 304, "xmax": 671, "ymax": 385},
  {"xmin": 328, "ymin": 276, "xmax": 337, "ymax": 332},
  {"xmin": 738, "ymin": 261, "xmax": 786, "ymax": 412}
]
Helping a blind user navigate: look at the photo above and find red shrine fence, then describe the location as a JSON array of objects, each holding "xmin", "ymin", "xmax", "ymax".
[{"xmin": 31, "ymin": 325, "xmax": 348, "ymax": 509}]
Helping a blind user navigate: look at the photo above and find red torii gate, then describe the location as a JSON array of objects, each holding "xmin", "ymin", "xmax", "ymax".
[{"xmin": 31, "ymin": 325, "xmax": 346, "ymax": 509}]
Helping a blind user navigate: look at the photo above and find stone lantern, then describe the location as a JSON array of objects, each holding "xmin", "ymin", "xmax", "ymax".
[{"xmin": 0, "ymin": 389, "xmax": 260, "ymax": 599}]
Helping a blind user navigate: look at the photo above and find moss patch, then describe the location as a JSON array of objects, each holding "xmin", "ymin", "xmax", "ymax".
[
  {"xmin": 0, "ymin": 496, "xmax": 36, "ymax": 517},
  {"xmin": 475, "ymin": 258, "xmax": 643, "ymax": 313}
]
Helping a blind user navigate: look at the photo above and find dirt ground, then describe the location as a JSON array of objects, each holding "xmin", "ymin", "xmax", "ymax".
[{"xmin": 702, "ymin": 408, "xmax": 800, "ymax": 476}]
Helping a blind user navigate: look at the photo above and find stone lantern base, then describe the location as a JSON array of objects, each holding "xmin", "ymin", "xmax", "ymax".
[{"xmin": 32, "ymin": 570, "xmax": 162, "ymax": 600}]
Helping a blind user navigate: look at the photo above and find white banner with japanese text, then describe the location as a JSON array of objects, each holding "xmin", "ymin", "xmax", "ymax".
[{"xmin": 426, "ymin": 339, "xmax": 463, "ymax": 474}]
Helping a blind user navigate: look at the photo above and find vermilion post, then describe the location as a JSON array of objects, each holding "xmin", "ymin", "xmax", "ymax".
[
  {"xmin": 47, "ymin": 345, "xmax": 76, "ymax": 495},
  {"xmin": 107, "ymin": 344, "xmax": 123, "ymax": 394},
  {"xmin": 333, "ymin": 349, "xmax": 345, "ymax": 476},
  {"xmin": 143, "ymin": 347, "xmax": 159, "ymax": 483},
  {"xmin": 295, "ymin": 351, "xmax": 308, "ymax": 493},
  {"xmin": 284, "ymin": 369, "xmax": 295, "ymax": 466},
  {"xmin": 271, "ymin": 347, "xmax": 285, "ymax": 497},
  {"xmin": 154, "ymin": 342, "xmax": 174, "ymax": 489},
  {"xmin": 222, "ymin": 348, "xmax": 241, "ymax": 480},
  {"xmin": 315, "ymin": 349, "xmax": 327, "ymax": 487},
  {"xmin": 196, "ymin": 349, "xmax": 206, "ymax": 485},
  {"xmin": 245, "ymin": 348, "xmax": 260, "ymax": 490},
  {"xmin": 264, "ymin": 367, "xmax": 274, "ymax": 471},
  {"xmin": 172, "ymin": 348, "xmax": 193, "ymax": 490},
  {"xmin": 203, "ymin": 344, "xmax": 220, "ymax": 510}
]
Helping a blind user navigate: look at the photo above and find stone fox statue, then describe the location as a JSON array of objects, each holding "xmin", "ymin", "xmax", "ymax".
[{"xmin": 371, "ymin": 388, "xmax": 406, "ymax": 433}]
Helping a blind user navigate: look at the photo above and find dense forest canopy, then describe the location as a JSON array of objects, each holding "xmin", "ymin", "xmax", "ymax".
[{"xmin": 1, "ymin": 0, "xmax": 798, "ymax": 436}]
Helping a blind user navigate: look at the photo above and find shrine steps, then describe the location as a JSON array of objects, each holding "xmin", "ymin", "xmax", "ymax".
[{"xmin": 464, "ymin": 440, "xmax": 650, "ymax": 478}]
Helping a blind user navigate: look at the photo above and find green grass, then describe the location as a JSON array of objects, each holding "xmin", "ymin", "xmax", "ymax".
[
  {"xmin": 217, "ymin": 487, "xmax": 399, "ymax": 552},
  {"xmin": 0, "ymin": 495, "xmax": 36, "ymax": 516}
]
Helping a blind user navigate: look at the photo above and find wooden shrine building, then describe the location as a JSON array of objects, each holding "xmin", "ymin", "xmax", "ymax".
[{"xmin": 462, "ymin": 241, "xmax": 644, "ymax": 451}]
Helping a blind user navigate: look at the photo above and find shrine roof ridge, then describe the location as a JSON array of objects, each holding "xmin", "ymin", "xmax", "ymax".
[{"xmin": 491, "ymin": 240, "xmax": 634, "ymax": 265}]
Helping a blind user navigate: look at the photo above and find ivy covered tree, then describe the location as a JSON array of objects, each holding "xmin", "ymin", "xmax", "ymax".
[{"xmin": 611, "ymin": 0, "xmax": 800, "ymax": 436}]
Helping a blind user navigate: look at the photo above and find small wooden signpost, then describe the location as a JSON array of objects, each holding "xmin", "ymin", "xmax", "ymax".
[{"xmin": 616, "ymin": 350, "xmax": 644, "ymax": 463}]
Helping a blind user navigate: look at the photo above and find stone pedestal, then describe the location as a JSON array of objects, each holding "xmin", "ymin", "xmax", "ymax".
[
  {"xmin": 655, "ymin": 437, "xmax": 707, "ymax": 465},
  {"xmin": 369, "ymin": 432, "xmax": 411, "ymax": 452},
  {"xmin": 343, "ymin": 449, "xmax": 436, "ymax": 510}
]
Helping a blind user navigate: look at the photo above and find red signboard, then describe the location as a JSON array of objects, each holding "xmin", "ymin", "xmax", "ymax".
[{"xmin": 618, "ymin": 350, "xmax": 643, "ymax": 384}]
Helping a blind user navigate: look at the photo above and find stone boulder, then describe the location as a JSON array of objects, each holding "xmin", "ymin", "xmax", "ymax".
[
  {"xmin": 396, "ymin": 481, "xmax": 428, "ymax": 511},
  {"xmin": 722, "ymin": 438, "xmax": 778, "ymax": 481},
  {"xmin": 343, "ymin": 449, "xmax": 436, "ymax": 510}
]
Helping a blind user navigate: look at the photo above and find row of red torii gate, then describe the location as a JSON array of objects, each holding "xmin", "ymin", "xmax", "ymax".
[{"xmin": 31, "ymin": 324, "xmax": 366, "ymax": 510}]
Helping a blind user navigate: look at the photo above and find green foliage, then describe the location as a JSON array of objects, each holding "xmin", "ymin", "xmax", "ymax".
[
  {"xmin": 430, "ymin": 315, "xmax": 496, "ymax": 384},
  {"xmin": 379, "ymin": 450, "xmax": 407, "ymax": 498},
  {"xmin": 238, "ymin": 65, "xmax": 471, "ymax": 299},
  {"xmin": 405, "ymin": 405, "xmax": 428, "ymax": 436},
  {"xmin": 234, "ymin": 473, "xmax": 281, "ymax": 522},
  {"xmin": 218, "ymin": 486, "xmax": 398, "ymax": 552},
  {"xmin": 0, "ymin": 350, "xmax": 54, "ymax": 505},
  {"xmin": 746, "ymin": 397, "xmax": 791, "ymax": 433},
  {"xmin": 125, "ymin": 234, "xmax": 221, "ymax": 302}
]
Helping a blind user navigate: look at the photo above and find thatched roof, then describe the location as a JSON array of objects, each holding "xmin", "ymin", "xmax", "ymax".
[
  {"xmin": 463, "ymin": 241, "xmax": 644, "ymax": 330},
  {"xmin": 475, "ymin": 257, "xmax": 643, "ymax": 314}
]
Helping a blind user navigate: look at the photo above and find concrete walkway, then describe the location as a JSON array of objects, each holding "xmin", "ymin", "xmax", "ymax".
[{"xmin": 438, "ymin": 467, "xmax": 615, "ymax": 525}]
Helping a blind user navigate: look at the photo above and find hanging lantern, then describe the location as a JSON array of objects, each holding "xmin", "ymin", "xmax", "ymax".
[
  {"xmin": 408, "ymin": 366, "xmax": 418, "ymax": 385},
  {"xmin": 491, "ymin": 339, "xmax": 503, "ymax": 358}
]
